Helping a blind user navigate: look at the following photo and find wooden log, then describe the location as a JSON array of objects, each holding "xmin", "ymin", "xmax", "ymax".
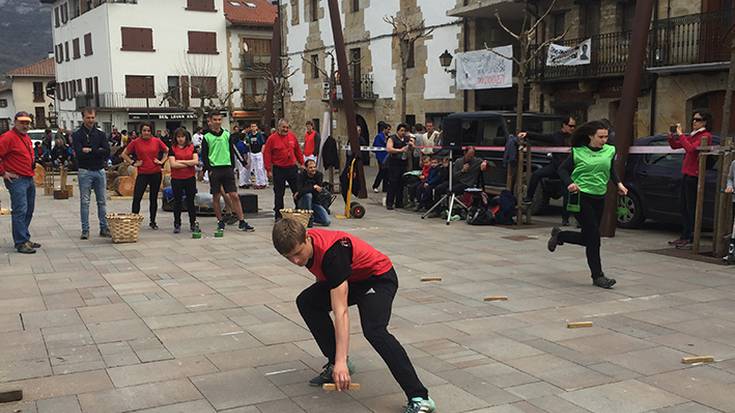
[
  {"xmin": 322, "ymin": 383, "xmax": 360, "ymax": 391},
  {"xmin": 484, "ymin": 296, "xmax": 509, "ymax": 302},
  {"xmin": 681, "ymin": 355, "xmax": 714, "ymax": 364},
  {"xmin": 114, "ymin": 176, "xmax": 135, "ymax": 197},
  {"xmin": 0, "ymin": 389, "xmax": 22, "ymax": 403},
  {"xmin": 567, "ymin": 321, "xmax": 593, "ymax": 328},
  {"xmin": 420, "ymin": 277, "xmax": 442, "ymax": 282}
]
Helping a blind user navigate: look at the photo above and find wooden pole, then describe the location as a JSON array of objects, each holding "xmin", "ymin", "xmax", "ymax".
[
  {"xmin": 515, "ymin": 143, "xmax": 524, "ymax": 225},
  {"xmin": 525, "ymin": 141, "xmax": 532, "ymax": 224},
  {"xmin": 600, "ymin": 0, "xmax": 656, "ymax": 237},
  {"xmin": 715, "ymin": 138, "xmax": 734, "ymax": 257},
  {"xmin": 326, "ymin": 0, "xmax": 367, "ymax": 199},
  {"xmin": 693, "ymin": 137, "xmax": 708, "ymax": 254}
]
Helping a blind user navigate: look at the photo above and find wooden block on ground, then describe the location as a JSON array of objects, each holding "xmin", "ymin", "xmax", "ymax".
[
  {"xmin": 484, "ymin": 295, "xmax": 508, "ymax": 301},
  {"xmin": 421, "ymin": 277, "xmax": 442, "ymax": 282},
  {"xmin": 0, "ymin": 390, "xmax": 22, "ymax": 403},
  {"xmin": 567, "ymin": 321, "xmax": 593, "ymax": 328},
  {"xmin": 682, "ymin": 355, "xmax": 714, "ymax": 364},
  {"xmin": 322, "ymin": 383, "xmax": 360, "ymax": 391}
]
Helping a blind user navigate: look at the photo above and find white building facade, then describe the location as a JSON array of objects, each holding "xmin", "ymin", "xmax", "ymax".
[
  {"xmin": 0, "ymin": 84, "xmax": 16, "ymax": 133},
  {"xmin": 43, "ymin": 0, "xmax": 232, "ymax": 133},
  {"xmin": 281, "ymin": 0, "xmax": 464, "ymax": 140}
]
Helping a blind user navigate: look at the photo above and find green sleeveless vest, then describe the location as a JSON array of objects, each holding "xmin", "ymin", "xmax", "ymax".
[
  {"xmin": 204, "ymin": 130, "xmax": 232, "ymax": 167},
  {"xmin": 571, "ymin": 144, "xmax": 616, "ymax": 196}
]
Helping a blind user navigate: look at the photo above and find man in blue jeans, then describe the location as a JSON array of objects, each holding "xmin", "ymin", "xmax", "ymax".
[
  {"xmin": 295, "ymin": 159, "xmax": 331, "ymax": 227},
  {"xmin": 0, "ymin": 112, "xmax": 40, "ymax": 254},
  {"xmin": 72, "ymin": 108, "xmax": 111, "ymax": 239}
]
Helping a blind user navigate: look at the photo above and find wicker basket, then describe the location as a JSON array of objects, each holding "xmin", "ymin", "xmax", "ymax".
[
  {"xmin": 280, "ymin": 209, "xmax": 313, "ymax": 228},
  {"xmin": 106, "ymin": 213, "xmax": 144, "ymax": 243}
]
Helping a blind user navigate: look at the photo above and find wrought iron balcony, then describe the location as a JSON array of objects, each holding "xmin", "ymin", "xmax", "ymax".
[
  {"xmin": 530, "ymin": 10, "xmax": 734, "ymax": 81},
  {"xmin": 322, "ymin": 74, "xmax": 377, "ymax": 102},
  {"xmin": 74, "ymin": 92, "xmax": 185, "ymax": 110}
]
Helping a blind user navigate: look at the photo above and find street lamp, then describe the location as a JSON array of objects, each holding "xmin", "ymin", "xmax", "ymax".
[{"xmin": 439, "ymin": 49, "xmax": 456, "ymax": 77}]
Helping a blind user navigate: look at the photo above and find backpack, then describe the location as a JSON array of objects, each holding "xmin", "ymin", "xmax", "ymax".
[
  {"xmin": 493, "ymin": 190, "xmax": 517, "ymax": 225},
  {"xmin": 466, "ymin": 191, "xmax": 495, "ymax": 225}
]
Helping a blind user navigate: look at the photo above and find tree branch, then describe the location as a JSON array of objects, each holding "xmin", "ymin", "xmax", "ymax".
[
  {"xmin": 528, "ymin": 0, "xmax": 558, "ymax": 34},
  {"xmin": 530, "ymin": 26, "xmax": 571, "ymax": 59},
  {"xmin": 483, "ymin": 42, "xmax": 520, "ymax": 65},
  {"xmin": 495, "ymin": 13, "xmax": 520, "ymax": 40}
]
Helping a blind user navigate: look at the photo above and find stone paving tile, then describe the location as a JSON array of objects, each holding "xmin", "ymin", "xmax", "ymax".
[
  {"xmin": 0, "ymin": 370, "xmax": 113, "ymax": 401},
  {"xmin": 36, "ymin": 395, "xmax": 82, "ymax": 413},
  {"xmin": 560, "ymin": 380, "xmax": 687, "ymax": 413},
  {"xmin": 640, "ymin": 366, "xmax": 735, "ymax": 412},
  {"xmin": 77, "ymin": 378, "xmax": 203, "ymax": 413},
  {"xmin": 131, "ymin": 399, "xmax": 216, "ymax": 413},
  {"xmin": 190, "ymin": 367, "xmax": 286, "ymax": 410},
  {"xmin": 86, "ymin": 318, "xmax": 155, "ymax": 343},
  {"xmin": 106, "ymin": 355, "xmax": 218, "ymax": 388}
]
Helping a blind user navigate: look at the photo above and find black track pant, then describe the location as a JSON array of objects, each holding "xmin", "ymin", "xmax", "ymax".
[
  {"xmin": 558, "ymin": 193, "xmax": 605, "ymax": 278},
  {"xmin": 132, "ymin": 172, "xmax": 162, "ymax": 223},
  {"xmin": 372, "ymin": 162, "xmax": 386, "ymax": 190},
  {"xmin": 273, "ymin": 165, "xmax": 299, "ymax": 219},
  {"xmin": 680, "ymin": 175, "xmax": 698, "ymax": 241},
  {"xmin": 171, "ymin": 177, "xmax": 197, "ymax": 227},
  {"xmin": 296, "ymin": 268, "xmax": 428, "ymax": 401}
]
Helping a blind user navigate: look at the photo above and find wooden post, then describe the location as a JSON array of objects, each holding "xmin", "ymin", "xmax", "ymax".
[
  {"xmin": 515, "ymin": 143, "xmax": 525, "ymax": 225},
  {"xmin": 525, "ymin": 141, "xmax": 533, "ymax": 224},
  {"xmin": 693, "ymin": 137, "xmax": 709, "ymax": 254},
  {"xmin": 715, "ymin": 138, "xmax": 735, "ymax": 257}
]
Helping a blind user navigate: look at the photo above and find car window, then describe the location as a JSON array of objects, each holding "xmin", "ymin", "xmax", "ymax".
[
  {"xmin": 481, "ymin": 119, "xmax": 506, "ymax": 147},
  {"xmin": 649, "ymin": 153, "xmax": 683, "ymax": 168},
  {"xmin": 461, "ymin": 120, "xmax": 480, "ymax": 145}
]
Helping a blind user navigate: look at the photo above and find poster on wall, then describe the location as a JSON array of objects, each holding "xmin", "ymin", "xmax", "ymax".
[
  {"xmin": 455, "ymin": 46, "xmax": 513, "ymax": 90},
  {"xmin": 546, "ymin": 38, "xmax": 592, "ymax": 66}
]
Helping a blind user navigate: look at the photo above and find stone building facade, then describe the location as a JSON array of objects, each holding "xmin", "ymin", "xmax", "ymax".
[
  {"xmin": 451, "ymin": 0, "xmax": 735, "ymax": 138},
  {"xmin": 280, "ymin": 0, "xmax": 464, "ymax": 144}
]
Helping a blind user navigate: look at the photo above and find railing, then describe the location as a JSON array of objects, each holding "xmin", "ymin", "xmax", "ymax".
[
  {"xmin": 75, "ymin": 92, "xmax": 184, "ymax": 110},
  {"xmin": 322, "ymin": 74, "xmax": 377, "ymax": 101},
  {"xmin": 242, "ymin": 94, "xmax": 267, "ymax": 110},
  {"xmin": 531, "ymin": 10, "xmax": 734, "ymax": 81}
]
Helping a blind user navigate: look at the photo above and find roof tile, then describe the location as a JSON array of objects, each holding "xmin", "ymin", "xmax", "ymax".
[
  {"xmin": 6, "ymin": 58, "xmax": 55, "ymax": 78},
  {"xmin": 224, "ymin": 0, "xmax": 276, "ymax": 26}
]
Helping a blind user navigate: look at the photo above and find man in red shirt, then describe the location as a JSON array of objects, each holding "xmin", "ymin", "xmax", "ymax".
[
  {"xmin": 0, "ymin": 112, "xmax": 41, "ymax": 254},
  {"xmin": 272, "ymin": 218, "xmax": 435, "ymax": 413},
  {"xmin": 303, "ymin": 120, "xmax": 320, "ymax": 163},
  {"xmin": 263, "ymin": 119, "xmax": 303, "ymax": 220}
]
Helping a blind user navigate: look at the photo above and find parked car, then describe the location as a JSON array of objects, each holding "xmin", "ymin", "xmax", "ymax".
[
  {"xmin": 27, "ymin": 129, "xmax": 58, "ymax": 146},
  {"xmin": 618, "ymin": 134, "xmax": 720, "ymax": 229},
  {"xmin": 441, "ymin": 111, "xmax": 567, "ymax": 213}
]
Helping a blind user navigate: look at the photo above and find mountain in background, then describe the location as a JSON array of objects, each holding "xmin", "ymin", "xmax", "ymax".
[{"xmin": 0, "ymin": 0, "xmax": 53, "ymax": 76}]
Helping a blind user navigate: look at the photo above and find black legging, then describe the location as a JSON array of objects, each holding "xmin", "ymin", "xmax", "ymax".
[
  {"xmin": 171, "ymin": 177, "xmax": 197, "ymax": 227},
  {"xmin": 296, "ymin": 269, "xmax": 429, "ymax": 401},
  {"xmin": 558, "ymin": 193, "xmax": 605, "ymax": 278},
  {"xmin": 132, "ymin": 172, "xmax": 162, "ymax": 223},
  {"xmin": 386, "ymin": 160, "xmax": 406, "ymax": 208},
  {"xmin": 273, "ymin": 165, "xmax": 299, "ymax": 219},
  {"xmin": 372, "ymin": 162, "xmax": 386, "ymax": 190},
  {"xmin": 680, "ymin": 175, "xmax": 698, "ymax": 241}
]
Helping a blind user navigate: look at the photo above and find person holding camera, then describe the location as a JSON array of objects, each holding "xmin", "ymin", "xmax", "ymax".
[
  {"xmin": 549, "ymin": 120, "xmax": 628, "ymax": 289},
  {"xmin": 295, "ymin": 159, "xmax": 331, "ymax": 227},
  {"xmin": 667, "ymin": 110, "xmax": 713, "ymax": 249}
]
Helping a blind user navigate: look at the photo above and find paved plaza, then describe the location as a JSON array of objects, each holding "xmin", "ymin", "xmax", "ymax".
[{"xmin": 1, "ymin": 172, "xmax": 735, "ymax": 413}]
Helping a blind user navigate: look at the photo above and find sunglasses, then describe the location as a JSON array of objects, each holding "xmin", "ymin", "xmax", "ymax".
[{"xmin": 692, "ymin": 117, "xmax": 704, "ymax": 122}]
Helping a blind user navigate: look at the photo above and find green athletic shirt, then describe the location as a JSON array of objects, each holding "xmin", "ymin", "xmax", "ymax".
[
  {"xmin": 204, "ymin": 130, "xmax": 232, "ymax": 167},
  {"xmin": 571, "ymin": 144, "xmax": 616, "ymax": 196}
]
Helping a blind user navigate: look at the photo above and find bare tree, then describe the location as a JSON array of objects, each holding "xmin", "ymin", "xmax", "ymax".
[
  {"xmin": 384, "ymin": 14, "xmax": 434, "ymax": 122},
  {"xmin": 489, "ymin": 0, "xmax": 567, "ymax": 131},
  {"xmin": 251, "ymin": 56, "xmax": 298, "ymax": 124}
]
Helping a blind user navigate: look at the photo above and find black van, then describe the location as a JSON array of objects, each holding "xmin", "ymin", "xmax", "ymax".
[{"xmin": 441, "ymin": 111, "xmax": 566, "ymax": 213}]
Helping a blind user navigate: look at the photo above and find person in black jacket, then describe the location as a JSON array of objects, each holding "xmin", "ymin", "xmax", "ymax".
[
  {"xmin": 72, "ymin": 108, "xmax": 111, "ymax": 239},
  {"xmin": 296, "ymin": 159, "xmax": 330, "ymax": 227},
  {"xmin": 518, "ymin": 116, "xmax": 576, "ymax": 225}
]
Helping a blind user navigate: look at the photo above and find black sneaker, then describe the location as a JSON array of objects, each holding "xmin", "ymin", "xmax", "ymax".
[
  {"xmin": 561, "ymin": 218, "xmax": 570, "ymax": 227},
  {"xmin": 28, "ymin": 241, "xmax": 41, "ymax": 248},
  {"xmin": 238, "ymin": 220, "xmax": 255, "ymax": 232},
  {"xmin": 80, "ymin": 231, "xmax": 89, "ymax": 240},
  {"xmin": 190, "ymin": 222, "xmax": 200, "ymax": 233},
  {"xmin": 593, "ymin": 274, "xmax": 616, "ymax": 289},
  {"xmin": 149, "ymin": 222, "xmax": 159, "ymax": 230},
  {"xmin": 548, "ymin": 226, "xmax": 562, "ymax": 252},
  {"xmin": 16, "ymin": 243, "xmax": 36, "ymax": 254},
  {"xmin": 522, "ymin": 198, "xmax": 532, "ymax": 205},
  {"xmin": 99, "ymin": 228, "xmax": 111, "ymax": 238},
  {"xmin": 217, "ymin": 220, "xmax": 226, "ymax": 231},
  {"xmin": 308, "ymin": 360, "xmax": 355, "ymax": 387},
  {"xmin": 173, "ymin": 225, "xmax": 181, "ymax": 234}
]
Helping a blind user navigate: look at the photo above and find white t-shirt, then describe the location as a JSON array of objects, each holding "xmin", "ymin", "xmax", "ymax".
[{"xmin": 192, "ymin": 133, "xmax": 204, "ymax": 148}]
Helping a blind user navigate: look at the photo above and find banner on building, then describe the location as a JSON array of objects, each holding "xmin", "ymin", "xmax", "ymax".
[
  {"xmin": 455, "ymin": 46, "xmax": 513, "ymax": 90},
  {"xmin": 546, "ymin": 38, "xmax": 592, "ymax": 66}
]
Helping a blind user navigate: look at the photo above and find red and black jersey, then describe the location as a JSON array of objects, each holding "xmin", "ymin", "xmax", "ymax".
[{"xmin": 306, "ymin": 229, "xmax": 393, "ymax": 289}]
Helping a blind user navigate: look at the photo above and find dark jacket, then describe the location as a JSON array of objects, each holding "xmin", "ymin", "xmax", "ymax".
[
  {"xmin": 72, "ymin": 125, "xmax": 110, "ymax": 170},
  {"xmin": 525, "ymin": 130, "xmax": 570, "ymax": 167},
  {"xmin": 321, "ymin": 135, "xmax": 340, "ymax": 169},
  {"xmin": 296, "ymin": 169, "xmax": 324, "ymax": 199},
  {"xmin": 453, "ymin": 157, "xmax": 483, "ymax": 187}
]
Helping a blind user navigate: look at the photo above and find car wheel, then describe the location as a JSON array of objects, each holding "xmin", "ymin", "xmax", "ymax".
[
  {"xmin": 617, "ymin": 191, "xmax": 645, "ymax": 229},
  {"xmin": 527, "ymin": 183, "xmax": 548, "ymax": 215}
]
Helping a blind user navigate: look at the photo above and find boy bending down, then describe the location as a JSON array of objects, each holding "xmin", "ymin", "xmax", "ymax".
[{"xmin": 272, "ymin": 218, "xmax": 436, "ymax": 413}]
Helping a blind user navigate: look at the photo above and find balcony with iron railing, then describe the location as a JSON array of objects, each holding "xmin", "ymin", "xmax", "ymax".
[
  {"xmin": 322, "ymin": 74, "xmax": 377, "ymax": 102},
  {"xmin": 531, "ymin": 10, "xmax": 734, "ymax": 81},
  {"xmin": 75, "ymin": 92, "xmax": 186, "ymax": 110}
]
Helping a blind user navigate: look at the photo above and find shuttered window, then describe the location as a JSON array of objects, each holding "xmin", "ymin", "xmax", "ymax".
[
  {"xmin": 73, "ymin": 38, "xmax": 81, "ymax": 59},
  {"xmin": 186, "ymin": 0, "xmax": 216, "ymax": 11},
  {"xmin": 55, "ymin": 44, "xmax": 64, "ymax": 64},
  {"xmin": 188, "ymin": 31, "xmax": 218, "ymax": 54},
  {"xmin": 84, "ymin": 33, "xmax": 93, "ymax": 56},
  {"xmin": 190, "ymin": 76, "xmax": 217, "ymax": 98},
  {"xmin": 125, "ymin": 75, "xmax": 155, "ymax": 98},
  {"xmin": 121, "ymin": 27, "xmax": 154, "ymax": 52}
]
